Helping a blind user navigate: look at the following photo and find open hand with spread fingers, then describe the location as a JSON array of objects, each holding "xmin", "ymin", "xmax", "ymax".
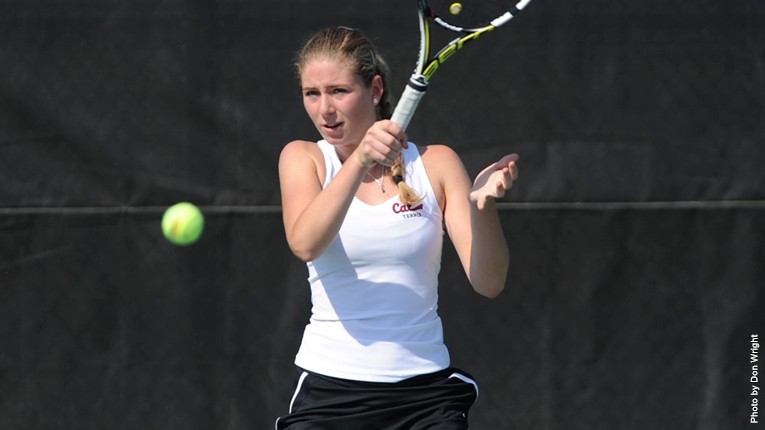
[{"xmin": 469, "ymin": 154, "xmax": 520, "ymax": 210}]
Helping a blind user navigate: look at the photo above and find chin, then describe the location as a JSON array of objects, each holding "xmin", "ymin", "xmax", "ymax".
[
  {"xmin": 321, "ymin": 133, "xmax": 351, "ymax": 146},
  {"xmin": 321, "ymin": 135, "xmax": 341, "ymax": 145}
]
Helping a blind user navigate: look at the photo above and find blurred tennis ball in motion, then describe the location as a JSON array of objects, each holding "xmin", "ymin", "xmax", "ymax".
[
  {"xmin": 162, "ymin": 202, "xmax": 204, "ymax": 246},
  {"xmin": 449, "ymin": 2, "xmax": 462, "ymax": 15}
]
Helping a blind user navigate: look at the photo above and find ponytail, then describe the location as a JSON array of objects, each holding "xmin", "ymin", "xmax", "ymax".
[{"xmin": 391, "ymin": 155, "xmax": 423, "ymax": 206}]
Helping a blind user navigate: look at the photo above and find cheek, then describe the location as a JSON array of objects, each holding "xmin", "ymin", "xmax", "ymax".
[
  {"xmin": 303, "ymin": 99, "xmax": 319, "ymax": 118},
  {"xmin": 345, "ymin": 95, "xmax": 375, "ymax": 121}
]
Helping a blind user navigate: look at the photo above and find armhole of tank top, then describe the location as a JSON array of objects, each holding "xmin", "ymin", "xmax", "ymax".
[
  {"xmin": 318, "ymin": 140, "xmax": 334, "ymax": 190},
  {"xmin": 407, "ymin": 144, "xmax": 439, "ymax": 209}
]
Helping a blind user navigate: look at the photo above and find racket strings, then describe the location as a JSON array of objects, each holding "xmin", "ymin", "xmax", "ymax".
[{"xmin": 427, "ymin": 0, "xmax": 508, "ymax": 29}]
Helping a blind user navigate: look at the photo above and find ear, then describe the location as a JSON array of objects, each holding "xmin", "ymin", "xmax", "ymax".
[{"xmin": 371, "ymin": 74, "xmax": 384, "ymax": 100}]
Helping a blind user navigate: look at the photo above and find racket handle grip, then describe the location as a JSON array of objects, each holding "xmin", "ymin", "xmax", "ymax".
[{"xmin": 390, "ymin": 75, "xmax": 428, "ymax": 132}]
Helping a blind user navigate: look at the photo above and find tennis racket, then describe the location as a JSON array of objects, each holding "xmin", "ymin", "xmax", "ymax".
[{"xmin": 390, "ymin": 0, "xmax": 533, "ymax": 131}]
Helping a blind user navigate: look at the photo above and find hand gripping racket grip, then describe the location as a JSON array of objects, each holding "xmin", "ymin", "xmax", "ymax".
[{"xmin": 390, "ymin": 75, "xmax": 429, "ymax": 132}]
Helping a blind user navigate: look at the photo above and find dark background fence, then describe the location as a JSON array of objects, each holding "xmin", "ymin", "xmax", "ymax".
[{"xmin": 1, "ymin": 1, "xmax": 763, "ymax": 428}]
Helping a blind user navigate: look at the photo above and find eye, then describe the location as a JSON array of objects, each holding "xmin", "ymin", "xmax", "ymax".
[
  {"xmin": 332, "ymin": 88, "xmax": 348, "ymax": 95},
  {"xmin": 303, "ymin": 89, "xmax": 319, "ymax": 98}
]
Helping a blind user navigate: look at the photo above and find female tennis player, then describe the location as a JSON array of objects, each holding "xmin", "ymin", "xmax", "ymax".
[{"xmin": 275, "ymin": 26, "xmax": 519, "ymax": 429}]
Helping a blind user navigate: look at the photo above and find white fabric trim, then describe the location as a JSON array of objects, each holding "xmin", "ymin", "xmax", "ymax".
[{"xmin": 449, "ymin": 372, "xmax": 479, "ymax": 399}]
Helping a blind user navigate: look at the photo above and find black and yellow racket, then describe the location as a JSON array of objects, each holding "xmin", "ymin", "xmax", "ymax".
[{"xmin": 390, "ymin": 0, "xmax": 534, "ymax": 130}]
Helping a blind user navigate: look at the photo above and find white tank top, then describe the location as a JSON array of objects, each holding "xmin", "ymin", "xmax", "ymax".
[{"xmin": 294, "ymin": 140, "xmax": 450, "ymax": 382}]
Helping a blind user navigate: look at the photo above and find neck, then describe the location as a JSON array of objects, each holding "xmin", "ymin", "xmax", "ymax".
[
  {"xmin": 370, "ymin": 164, "xmax": 386, "ymax": 177},
  {"xmin": 333, "ymin": 145, "xmax": 354, "ymax": 164}
]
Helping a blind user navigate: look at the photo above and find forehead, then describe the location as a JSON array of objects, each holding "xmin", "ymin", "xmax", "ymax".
[{"xmin": 300, "ymin": 57, "xmax": 359, "ymax": 86}]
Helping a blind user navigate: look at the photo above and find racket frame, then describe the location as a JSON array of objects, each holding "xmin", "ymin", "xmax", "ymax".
[{"xmin": 390, "ymin": 0, "xmax": 533, "ymax": 131}]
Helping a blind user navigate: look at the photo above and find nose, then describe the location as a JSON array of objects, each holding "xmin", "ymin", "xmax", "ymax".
[{"xmin": 319, "ymin": 94, "xmax": 335, "ymax": 115}]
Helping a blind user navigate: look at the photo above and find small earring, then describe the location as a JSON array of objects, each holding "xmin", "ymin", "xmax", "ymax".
[{"xmin": 373, "ymin": 98, "xmax": 379, "ymax": 105}]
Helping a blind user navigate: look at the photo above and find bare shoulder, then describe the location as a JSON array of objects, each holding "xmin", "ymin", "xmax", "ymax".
[
  {"xmin": 419, "ymin": 144, "xmax": 468, "ymax": 179},
  {"xmin": 280, "ymin": 139, "xmax": 320, "ymax": 163},
  {"xmin": 279, "ymin": 140, "xmax": 326, "ymax": 185},
  {"xmin": 418, "ymin": 144, "xmax": 470, "ymax": 210}
]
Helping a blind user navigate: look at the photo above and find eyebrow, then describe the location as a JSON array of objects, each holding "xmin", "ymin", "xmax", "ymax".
[{"xmin": 301, "ymin": 83, "xmax": 350, "ymax": 92}]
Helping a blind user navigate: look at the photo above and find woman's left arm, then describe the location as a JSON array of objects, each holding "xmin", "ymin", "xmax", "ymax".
[{"xmin": 425, "ymin": 146, "xmax": 519, "ymax": 298}]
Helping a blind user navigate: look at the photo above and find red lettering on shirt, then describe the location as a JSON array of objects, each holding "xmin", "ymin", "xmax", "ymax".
[{"xmin": 392, "ymin": 202, "xmax": 424, "ymax": 214}]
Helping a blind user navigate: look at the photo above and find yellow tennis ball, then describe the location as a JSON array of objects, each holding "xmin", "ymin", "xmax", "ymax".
[
  {"xmin": 162, "ymin": 202, "xmax": 204, "ymax": 246},
  {"xmin": 449, "ymin": 2, "xmax": 462, "ymax": 15}
]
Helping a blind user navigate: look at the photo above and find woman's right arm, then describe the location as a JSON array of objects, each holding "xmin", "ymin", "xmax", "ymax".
[
  {"xmin": 278, "ymin": 140, "xmax": 367, "ymax": 262},
  {"xmin": 279, "ymin": 121, "xmax": 406, "ymax": 261}
]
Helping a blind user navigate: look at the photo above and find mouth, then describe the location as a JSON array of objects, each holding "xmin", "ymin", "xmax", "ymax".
[{"xmin": 323, "ymin": 122, "xmax": 343, "ymax": 132}]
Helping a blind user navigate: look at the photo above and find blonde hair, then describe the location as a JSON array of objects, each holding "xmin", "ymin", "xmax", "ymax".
[{"xmin": 296, "ymin": 27, "xmax": 422, "ymax": 206}]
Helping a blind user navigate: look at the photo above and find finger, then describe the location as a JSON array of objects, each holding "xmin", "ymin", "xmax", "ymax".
[
  {"xmin": 493, "ymin": 177, "xmax": 507, "ymax": 195},
  {"xmin": 381, "ymin": 148, "xmax": 401, "ymax": 167},
  {"xmin": 377, "ymin": 143, "xmax": 400, "ymax": 165},
  {"xmin": 497, "ymin": 153, "xmax": 519, "ymax": 165},
  {"xmin": 389, "ymin": 136, "xmax": 404, "ymax": 154},
  {"xmin": 378, "ymin": 120, "xmax": 406, "ymax": 144},
  {"xmin": 360, "ymin": 140, "xmax": 394, "ymax": 167},
  {"xmin": 369, "ymin": 125, "xmax": 403, "ymax": 153},
  {"xmin": 481, "ymin": 154, "xmax": 519, "ymax": 177},
  {"xmin": 366, "ymin": 131, "xmax": 403, "ymax": 162},
  {"xmin": 507, "ymin": 153, "xmax": 520, "ymax": 163},
  {"xmin": 375, "ymin": 146, "xmax": 398, "ymax": 166},
  {"xmin": 495, "ymin": 168, "xmax": 514, "ymax": 192},
  {"xmin": 497, "ymin": 171, "xmax": 511, "ymax": 192},
  {"xmin": 388, "ymin": 138, "xmax": 407, "ymax": 161},
  {"xmin": 476, "ymin": 197, "xmax": 486, "ymax": 210},
  {"xmin": 508, "ymin": 161, "xmax": 519, "ymax": 181}
]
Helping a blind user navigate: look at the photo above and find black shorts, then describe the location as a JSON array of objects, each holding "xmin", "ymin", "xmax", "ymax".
[{"xmin": 274, "ymin": 367, "xmax": 479, "ymax": 430}]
